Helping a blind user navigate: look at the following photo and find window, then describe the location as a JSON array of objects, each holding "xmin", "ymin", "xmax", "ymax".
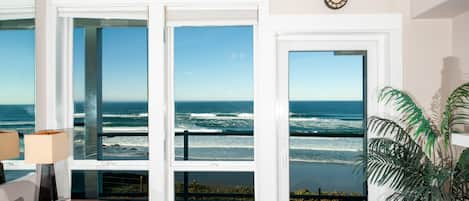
[
  {"xmin": 71, "ymin": 18, "xmax": 149, "ymax": 200},
  {"xmin": 0, "ymin": 19, "xmax": 35, "ymax": 181},
  {"xmin": 173, "ymin": 26, "xmax": 254, "ymax": 161},
  {"xmin": 170, "ymin": 23, "xmax": 256, "ymax": 201},
  {"xmin": 288, "ymin": 51, "xmax": 366, "ymax": 200},
  {"xmin": 73, "ymin": 19, "xmax": 148, "ymax": 160}
]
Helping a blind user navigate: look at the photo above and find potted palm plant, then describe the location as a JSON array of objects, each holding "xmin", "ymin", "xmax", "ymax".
[{"xmin": 364, "ymin": 83, "xmax": 469, "ymax": 201}]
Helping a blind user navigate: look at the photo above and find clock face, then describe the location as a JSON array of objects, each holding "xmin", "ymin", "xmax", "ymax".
[{"xmin": 325, "ymin": 0, "xmax": 348, "ymax": 9}]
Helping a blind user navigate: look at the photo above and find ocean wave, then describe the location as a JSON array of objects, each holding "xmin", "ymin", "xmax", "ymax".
[
  {"xmin": 102, "ymin": 142, "xmax": 148, "ymax": 147},
  {"xmin": 171, "ymin": 156, "xmax": 355, "ymax": 165},
  {"xmin": 104, "ymin": 127, "xmax": 148, "ymax": 133},
  {"xmin": 175, "ymin": 144, "xmax": 253, "ymax": 149},
  {"xmin": 73, "ymin": 126, "xmax": 148, "ymax": 132},
  {"xmin": 189, "ymin": 113, "xmax": 253, "ymax": 120},
  {"xmin": 174, "ymin": 128, "xmax": 223, "ymax": 133},
  {"xmin": 173, "ymin": 144, "xmax": 359, "ymax": 152},
  {"xmin": 0, "ymin": 121, "xmax": 35, "ymax": 126},
  {"xmin": 290, "ymin": 158, "xmax": 356, "ymax": 165},
  {"xmin": 74, "ymin": 113, "xmax": 148, "ymax": 118},
  {"xmin": 290, "ymin": 146, "xmax": 361, "ymax": 152},
  {"xmin": 289, "ymin": 112, "xmax": 362, "ymax": 119},
  {"xmin": 289, "ymin": 117, "xmax": 321, "ymax": 122}
]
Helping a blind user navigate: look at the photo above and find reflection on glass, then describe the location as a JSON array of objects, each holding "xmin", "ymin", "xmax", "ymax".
[
  {"xmin": 0, "ymin": 19, "xmax": 35, "ymax": 162},
  {"xmin": 73, "ymin": 19, "xmax": 148, "ymax": 160},
  {"xmin": 289, "ymin": 51, "xmax": 366, "ymax": 200},
  {"xmin": 72, "ymin": 170, "xmax": 148, "ymax": 200},
  {"xmin": 174, "ymin": 26, "xmax": 254, "ymax": 161},
  {"xmin": 175, "ymin": 172, "xmax": 254, "ymax": 201},
  {"xmin": 4, "ymin": 170, "xmax": 34, "ymax": 182}
]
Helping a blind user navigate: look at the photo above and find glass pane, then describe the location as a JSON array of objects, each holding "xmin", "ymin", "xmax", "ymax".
[
  {"xmin": 0, "ymin": 19, "xmax": 35, "ymax": 160},
  {"xmin": 174, "ymin": 26, "xmax": 254, "ymax": 161},
  {"xmin": 289, "ymin": 51, "xmax": 366, "ymax": 200},
  {"xmin": 72, "ymin": 170, "xmax": 148, "ymax": 200},
  {"xmin": 175, "ymin": 172, "xmax": 254, "ymax": 201},
  {"xmin": 73, "ymin": 19, "xmax": 148, "ymax": 160},
  {"xmin": 4, "ymin": 170, "xmax": 34, "ymax": 182}
]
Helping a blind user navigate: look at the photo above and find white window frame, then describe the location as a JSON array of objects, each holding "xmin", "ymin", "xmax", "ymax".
[
  {"xmin": 55, "ymin": 2, "xmax": 151, "ymax": 170},
  {"xmin": 0, "ymin": 0, "xmax": 34, "ymax": 20},
  {"xmin": 56, "ymin": 3, "xmax": 152, "ymax": 198},
  {"xmin": 260, "ymin": 14, "xmax": 403, "ymax": 201},
  {"xmin": 164, "ymin": 5, "xmax": 259, "ymax": 201}
]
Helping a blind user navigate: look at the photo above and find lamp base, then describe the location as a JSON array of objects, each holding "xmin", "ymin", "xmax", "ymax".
[
  {"xmin": 0, "ymin": 161, "xmax": 5, "ymax": 184},
  {"xmin": 39, "ymin": 164, "xmax": 58, "ymax": 201}
]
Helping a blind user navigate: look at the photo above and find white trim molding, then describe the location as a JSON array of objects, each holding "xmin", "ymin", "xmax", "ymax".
[
  {"xmin": 0, "ymin": 0, "xmax": 34, "ymax": 20},
  {"xmin": 57, "ymin": 6, "xmax": 148, "ymax": 20}
]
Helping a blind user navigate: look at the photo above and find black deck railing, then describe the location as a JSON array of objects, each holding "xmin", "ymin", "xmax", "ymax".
[
  {"xmin": 96, "ymin": 130, "xmax": 365, "ymax": 201},
  {"xmin": 98, "ymin": 130, "xmax": 364, "ymax": 137},
  {"xmin": 17, "ymin": 130, "xmax": 366, "ymax": 201}
]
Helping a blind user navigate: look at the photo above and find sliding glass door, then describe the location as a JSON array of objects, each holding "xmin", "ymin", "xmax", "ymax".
[{"xmin": 278, "ymin": 41, "xmax": 368, "ymax": 201}]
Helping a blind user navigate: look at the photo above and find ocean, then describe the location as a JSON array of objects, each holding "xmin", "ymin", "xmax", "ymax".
[{"xmin": 1, "ymin": 101, "xmax": 365, "ymax": 194}]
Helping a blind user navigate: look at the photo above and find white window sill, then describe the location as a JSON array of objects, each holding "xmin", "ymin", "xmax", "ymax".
[{"xmin": 452, "ymin": 133, "xmax": 469, "ymax": 147}]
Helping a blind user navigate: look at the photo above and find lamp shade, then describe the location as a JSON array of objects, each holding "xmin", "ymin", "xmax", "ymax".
[
  {"xmin": 24, "ymin": 130, "xmax": 69, "ymax": 164},
  {"xmin": 0, "ymin": 130, "xmax": 20, "ymax": 160}
]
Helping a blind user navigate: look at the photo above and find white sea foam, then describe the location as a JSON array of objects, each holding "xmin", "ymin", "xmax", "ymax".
[
  {"xmin": 171, "ymin": 156, "xmax": 354, "ymax": 165},
  {"xmin": 172, "ymin": 145, "xmax": 359, "ymax": 152},
  {"xmin": 174, "ymin": 128, "xmax": 223, "ymax": 133},
  {"xmin": 290, "ymin": 146, "xmax": 361, "ymax": 152},
  {"xmin": 74, "ymin": 113, "xmax": 148, "ymax": 118},
  {"xmin": 289, "ymin": 158, "xmax": 356, "ymax": 165},
  {"xmin": 103, "ymin": 127, "xmax": 148, "ymax": 133},
  {"xmin": 190, "ymin": 113, "xmax": 217, "ymax": 118},
  {"xmin": 104, "ymin": 113, "xmax": 148, "ymax": 118},
  {"xmin": 289, "ymin": 117, "xmax": 321, "ymax": 122},
  {"xmin": 0, "ymin": 121, "xmax": 35, "ymax": 126},
  {"xmin": 74, "ymin": 113, "xmax": 85, "ymax": 118},
  {"xmin": 102, "ymin": 142, "xmax": 148, "ymax": 147},
  {"xmin": 189, "ymin": 113, "xmax": 254, "ymax": 120},
  {"xmin": 238, "ymin": 113, "xmax": 254, "ymax": 118},
  {"xmin": 174, "ymin": 144, "xmax": 254, "ymax": 149}
]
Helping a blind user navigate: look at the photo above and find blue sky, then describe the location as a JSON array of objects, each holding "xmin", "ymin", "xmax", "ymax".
[
  {"xmin": 289, "ymin": 51, "xmax": 363, "ymax": 101},
  {"xmin": 174, "ymin": 26, "xmax": 254, "ymax": 101},
  {"xmin": 0, "ymin": 30, "xmax": 35, "ymax": 105},
  {"xmin": 0, "ymin": 26, "xmax": 363, "ymax": 104},
  {"xmin": 74, "ymin": 27, "xmax": 148, "ymax": 102}
]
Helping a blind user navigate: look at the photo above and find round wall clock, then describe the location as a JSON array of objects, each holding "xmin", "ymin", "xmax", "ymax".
[{"xmin": 325, "ymin": 0, "xmax": 348, "ymax": 9}]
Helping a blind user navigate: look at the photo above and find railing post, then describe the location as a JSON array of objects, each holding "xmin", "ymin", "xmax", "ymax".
[{"xmin": 183, "ymin": 130, "xmax": 189, "ymax": 160}]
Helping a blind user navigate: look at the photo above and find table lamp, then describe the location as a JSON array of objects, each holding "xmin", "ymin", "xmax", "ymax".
[
  {"xmin": 0, "ymin": 130, "xmax": 20, "ymax": 184},
  {"xmin": 25, "ymin": 130, "xmax": 69, "ymax": 201}
]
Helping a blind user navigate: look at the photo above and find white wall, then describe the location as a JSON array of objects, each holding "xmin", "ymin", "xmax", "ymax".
[
  {"xmin": 411, "ymin": 0, "xmax": 446, "ymax": 17},
  {"xmin": 452, "ymin": 10, "xmax": 469, "ymax": 132},
  {"xmin": 270, "ymin": 0, "xmax": 452, "ymax": 114},
  {"xmin": 453, "ymin": 10, "xmax": 469, "ymax": 81}
]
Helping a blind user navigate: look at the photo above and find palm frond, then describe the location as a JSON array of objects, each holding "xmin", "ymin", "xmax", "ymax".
[
  {"xmin": 369, "ymin": 116, "xmax": 429, "ymax": 158},
  {"xmin": 379, "ymin": 87, "xmax": 438, "ymax": 153},
  {"xmin": 441, "ymin": 83, "xmax": 469, "ymax": 146},
  {"xmin": 367, "ymin": 137, "xmax": 430, "ymax": 193}
]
